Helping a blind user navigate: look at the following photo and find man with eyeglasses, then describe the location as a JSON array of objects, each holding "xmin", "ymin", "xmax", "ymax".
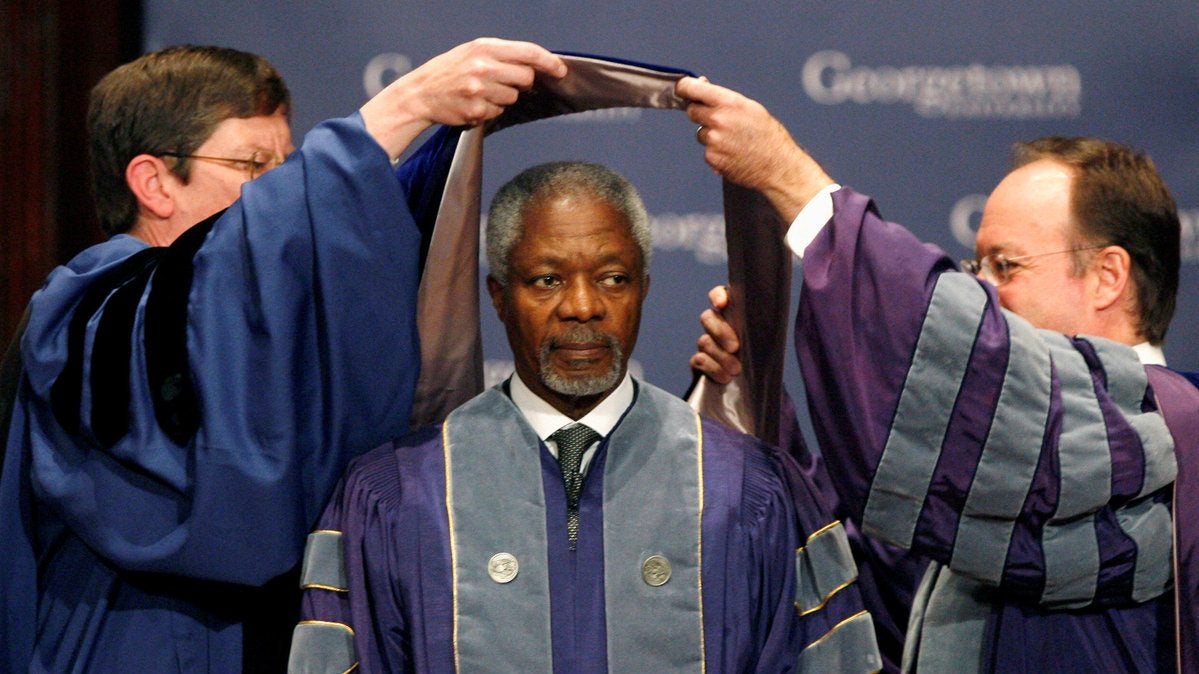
[
  {"xmin": 680, "ymin": 75, "xmax": 1198, "ymax": 672},
  {"xmin": 0, "ymin": 40, "xmax": 566, "ymax": 672}
]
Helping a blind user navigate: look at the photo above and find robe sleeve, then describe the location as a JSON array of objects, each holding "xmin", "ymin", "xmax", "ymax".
[
  {"xmin": 739, "ymin": 437, "xmax": 882, "ymax": 672},
  {"xmin": 22, "ymin": 113, "xmax": 423, "ymax": 586},
  {"xmin": 795, "ymin": 187, "xmax": 1177, "ymax": 609},
  {"xmin": 290, "ymin": 445, "xmax": 412, "ymax": 674}
]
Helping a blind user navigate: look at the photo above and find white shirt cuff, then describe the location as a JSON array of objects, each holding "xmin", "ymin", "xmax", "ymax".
[{"xmin": 784, "ymin": 183, "xmax": 840, "ymax": 259}]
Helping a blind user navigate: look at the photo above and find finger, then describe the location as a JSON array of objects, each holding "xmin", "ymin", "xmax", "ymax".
[
  {"xmin": 690, "ymin": 352, "xmax": 735, "ymax": 385},
  {"xmin": 459, "ymin": 100, "xmax": 506, "ymax": 126},
  {"xmin": 674, "ymin": 76, "xmax": 699, "ymax": 99},
  {"xmin": 676, "ymin": 76, "xmax": 738, "ymax": 107},
  {"xmin": 707, "ymin": 284, "xmax": 730, "ymax": 310},
  {"xmin": 484, "ymin": 39, "xmax": 568, "ymax": 78},
  {"xmin": 700, "ymin": 334, "xmax": 743, "ymax": 379},
  {"xmin": 685, "ymin": 103, "xmax": 715, "ymax": 128},
  {"xmin": 676, "ymin": 76, "xmax": 716, "ymax": 103},
  {"xmin": 457, "ymin": 54, "xmax": 554, "ymax": 98},
  {"xmin": 699, "ymin": 309, "xmax": 740, "ymax": 353},
  {"xmin": 696, "ymin": 331, "xmax": 743, "ymax": 377},
  {"xmin": 470, "ymin": 75, "xmax": 528, "ymax": 106}
]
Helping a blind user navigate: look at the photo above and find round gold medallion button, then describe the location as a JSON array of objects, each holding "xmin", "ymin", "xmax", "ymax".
[
  {"xmin": 641, "ymin": 555, "xmax": 671, "ymax": 586},
  {"xmin": 488, "ymin": 552, "xmax": 519, "ymax": 583}
]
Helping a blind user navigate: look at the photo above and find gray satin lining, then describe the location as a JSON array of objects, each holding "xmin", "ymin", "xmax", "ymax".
[
  {"xmin": 913, "ymin": 566, "xmax": 991, "ymax": 673},
  {"xmin": 287, "ymin": 622, "xmax": 356, "ymax": 674},
  {"xmin": 419, "ymin": 56, "xmax": 708, "ymax": 670},
  {"xmin": 901, "ymin": 563, "xmax": 936, "ymax": 669},
  {"xmin": 1040, "ymin": 332, "xmax": 1105, "ymax": 606},
  {"xmin": 686, "ymin": 183, "xmax": 791, "ymax": 444},
  {"xmin": 411, "ymin": 56, "xmax": 690, "ymax": 428},
  {"xmin": 603, "ymin": 383, "xmax": 705, "ymax": 672},
  {"xmin": 1086, "ymin": 337, "xmax": 1149, "ymax": 415},
  {"xmin": 1084, "ymin": 337, "xmax": 1176, "ymax": 498},
  {"xmin": 1041, "ymin": 331, "xmax": 1111, "ymax": 519},
  {"xmin": 1118, "ymin": 498, "xmax": 1174, "ymax": 602},
  {"xmin": 411, "ymin": 129, "xmax": 485, "ymax": 427},
  {"xmin": 798, "ymin": 611, "xmax": 882, "ymax": 673},
  {"xmin": 445, "ymin": 388, "xmax": 554, "ymax": 673},
  {"xmin": 1040, "ymin": 519, "xmax": 1100, "ymax": 608},
  {"xmin": 299, "ymin": 530, "xmax": 348, "ymax": 592},
  {"xmin": 486, "ymin": 55, "xmax": 689, "ymax": 134},
  {"xmin": 951, "ymin": 312, "xmax": 1051, "ymax": 585},
  {"xmin": 863, "ymin": 272, "xmax": 987, "ymax": 547},
  {"xmin": 1081, "ymin": 337, "xmax": 1175, "ymax": 602},
  {"xmin": 795, "ymin": 521, "xmax": 858, "ymax": 614}
]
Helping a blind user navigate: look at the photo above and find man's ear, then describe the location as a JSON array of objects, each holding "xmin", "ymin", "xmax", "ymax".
[
  {"xmin": 486, "ymin": 275, "xmax": 507, "ymax": 317},
  {"xmin": 1091, "ymin": 245, "xmax": 1132, "ymax": 311},
  {"xmin": 125, "ymin": 154, "xmax": 175, "ymax": 219}
]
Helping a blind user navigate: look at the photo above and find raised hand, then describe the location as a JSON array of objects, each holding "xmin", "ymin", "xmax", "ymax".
[
  {"xmin": 362, "ymin": 38, "xmax": 568, "ymax": 158},
  {"xmin": 690, "ymin": 285, "xmax": 744, "ymax": 384},
  {"xmin": 676, "ymin": 76, "xmax": 832, "ymax": 224}
]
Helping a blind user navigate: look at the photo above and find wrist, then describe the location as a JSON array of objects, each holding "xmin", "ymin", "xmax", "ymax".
[
  {"xmin": 763, "ymin": 163, "xmax": 834, "ymax": 224},
  {"xmin": 359, "ymin": 88, "xmax": 433, "ymax": 160}
]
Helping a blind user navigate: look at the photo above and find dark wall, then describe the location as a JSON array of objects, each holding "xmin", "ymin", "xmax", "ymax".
[{"xmin": 0, "ymin": 0, "xmax": 142, "ymax": 341}]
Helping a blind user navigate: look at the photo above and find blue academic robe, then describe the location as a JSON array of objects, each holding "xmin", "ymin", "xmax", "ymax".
[
  {"xmin": 0, "ymin": 114, "xmax": 430, "ymax": 672},
  {"xmin": 293, "ymin": 381, "xmax": 881, "ymax": 673},
  {"xmin": 796, "ymin": 186, "xmax": 1189, "ymax": 672}
]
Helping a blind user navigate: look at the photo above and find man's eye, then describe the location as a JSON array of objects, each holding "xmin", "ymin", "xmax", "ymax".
[
  {"xmin": 530, "ymin": 276, "xmax": 558, "ymax": 288},
  {"xmin": 995, "ymin": 259, "xmax": 1018, "ymax": 274},
  {"xmin": 599, "ymin": 273, "xmax": 629, "ymax": 287}
]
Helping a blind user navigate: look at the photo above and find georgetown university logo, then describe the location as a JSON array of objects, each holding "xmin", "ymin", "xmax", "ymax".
[
  {"xmin": 363, "ymin": 52, "xmax": 414, "ymax": 97},
  {"xmin": 1178, "ymin": 208, "xmax": 1199, "ymax": 262},
  {"xmin": 802, "ymin": 50, "xmax": 1082, "ymax": 120}
]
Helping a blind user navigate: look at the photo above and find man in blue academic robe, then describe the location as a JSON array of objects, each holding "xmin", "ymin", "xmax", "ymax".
[
  {"xmin": 682, "ymin": 76, "xmax": 1199, "ymax": 672},
  {"xmin": 0, "ymin": 39, "xmax": 567, "ymax": 673},
  {"xmin": 290, "ymin": 162, "xmax": 884, "ymax": 673}
]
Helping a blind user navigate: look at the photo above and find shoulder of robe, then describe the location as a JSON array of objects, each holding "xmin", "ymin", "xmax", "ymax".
[{"xmin": 50, "ymin": 210, "xmax": 224, "ymax": 448}]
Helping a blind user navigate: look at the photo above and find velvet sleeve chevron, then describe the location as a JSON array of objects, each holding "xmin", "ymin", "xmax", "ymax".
[
  {"xmin": 22, "ymin": 114, "xmax": 424, "ymax": 586},
  {"xmin": 50, "ymin": 213, "xmax": 216, "ymax": 449},
  {"xmin": 795, "ymin": 187, "xmax": 1177, "ymax": 609},
  {"xmin": 291, "ymin": 436, "xmax": 433, "ymax": 674}
]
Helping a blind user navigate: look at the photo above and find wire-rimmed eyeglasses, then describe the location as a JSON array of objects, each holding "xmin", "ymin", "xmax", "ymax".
[
  {"xmin": 160, "ymin": 150, "xmax": 284, "ymax": 180},
  {"xmin": 960, "ymin": 245, "xmax": 1105, "ymax": 285}
]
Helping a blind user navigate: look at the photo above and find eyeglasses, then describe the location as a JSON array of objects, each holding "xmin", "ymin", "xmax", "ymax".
[
  {"xmin": 160, "ymin": 150, "xmax": 284, "ymax": 180},
  {"xmin": 960, "ymin": 245, "xmax": 1105, "ymax": 285}
]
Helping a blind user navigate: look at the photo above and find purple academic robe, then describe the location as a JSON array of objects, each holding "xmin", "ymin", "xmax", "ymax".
[
  {"xmin": 293, "ymin": 380, "xmax": 881, "ymax": 673},
  {"xmin": 795, "ymin": 187, "xmax": 1193, "ymax": 672}
]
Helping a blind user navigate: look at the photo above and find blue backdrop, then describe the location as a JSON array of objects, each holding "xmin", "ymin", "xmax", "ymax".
[{"xmin": 144, "ymin": 2, "xmax": 1199, "ymax": 431}]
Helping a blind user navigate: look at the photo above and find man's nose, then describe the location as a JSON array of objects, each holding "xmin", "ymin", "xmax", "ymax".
[{"xmin": 557, "ymin": 280, "xmax": 603, "ymax": 322}]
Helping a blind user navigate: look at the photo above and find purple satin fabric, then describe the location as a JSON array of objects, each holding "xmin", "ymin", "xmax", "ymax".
[
  {"xmin": 797, "ymin": 186, "xmax": 1184, "ymax": 670},
  {"xmin": 300, "ymin": 413, "xmax": 847, "ymax": 671},
  {"xmin": 1146, "ymin": 366, "xmax": 1199, "ymax": 673}
]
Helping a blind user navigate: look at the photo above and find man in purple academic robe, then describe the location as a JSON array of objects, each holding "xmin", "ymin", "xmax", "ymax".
[
  {"xmin": 290, "ymin": 162, "xmax": 883, "ymax": 673},
  {"xmin": 0, "ymin": 39, "xmax": 567, "ymax": 673},
  {"xmin": 680, "ymin": 75, "xmax": 1199, "ymax": 673}
]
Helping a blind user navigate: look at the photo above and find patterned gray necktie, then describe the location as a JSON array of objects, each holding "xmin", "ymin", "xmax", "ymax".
[{"xmin": 550, "ymin": 423, "xmax": 601, "ymax": 548}]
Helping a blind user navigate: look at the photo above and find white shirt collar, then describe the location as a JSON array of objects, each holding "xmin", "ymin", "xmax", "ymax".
[
  {"xmin": 1132, "ymin": 342, "xmax": 1166, "ymax": 366},
  {"xmin": 508, "ymin": 370, "xmax": 635, "ymax": 441}
]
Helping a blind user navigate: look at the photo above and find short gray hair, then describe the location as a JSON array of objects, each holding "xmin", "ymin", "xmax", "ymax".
[{"xmin": 486, "ymin": 161, "xmax": 651, "ymax": 285}]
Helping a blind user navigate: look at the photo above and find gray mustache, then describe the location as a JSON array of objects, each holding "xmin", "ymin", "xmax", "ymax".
[{"xmin": 548, "ymin": 328, "xmax": 617, "ymax": 350}]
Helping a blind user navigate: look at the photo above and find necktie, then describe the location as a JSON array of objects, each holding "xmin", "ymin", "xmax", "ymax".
[{"xmin": 550, "ymin": 423, "xmax": 601, "ymax": 547}]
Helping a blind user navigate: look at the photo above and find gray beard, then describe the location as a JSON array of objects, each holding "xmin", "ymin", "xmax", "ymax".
[{"xmin": 537, "ymin": 328, "xmax": 624, "ymax": 397}]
